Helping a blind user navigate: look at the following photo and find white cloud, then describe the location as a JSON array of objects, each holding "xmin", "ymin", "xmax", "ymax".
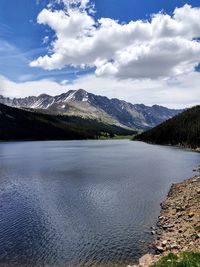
[
  {"xmin": 30, "ymin": 4, "xmax": 200, "ymax": 80},
  {"xmin": 60, "ymin": 79, "xmax": 69, "ymax": 85},
  {"xmin": 1, "ymin": 72, "xmax": 200, "ymax": 108},
  {"xmin": 0, "ymin": 75, "xmax": 68, "ymax": 98},
  {"xmin": 69, "ymin": 73, "xmax": 200, "ymax": 108},
  {"xmin": 2, "ymin": 1, "xmax": 200, "ymax": 108}
]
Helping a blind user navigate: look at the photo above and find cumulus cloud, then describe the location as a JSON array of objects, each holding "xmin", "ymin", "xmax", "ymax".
[{"xmin": 30, "ymin": 3, "xmax": 200, "ymax": 79}]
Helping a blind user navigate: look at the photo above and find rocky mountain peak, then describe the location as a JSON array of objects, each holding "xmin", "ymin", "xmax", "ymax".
[
  {"xmin": 0, "ymin": 89, "xmax": 183, "ymax": 130},
  {"xmin": 38, "ymin": 94, "xmax": 51, "ymax": 98}
]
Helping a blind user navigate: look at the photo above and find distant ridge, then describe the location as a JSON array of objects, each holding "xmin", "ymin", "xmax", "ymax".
[
  {"xmin": 0, "ymin": 89, "xmax": 183, "ymax": 130},
  {"xmin": 135, "ymin": 106, "xmax": 200, "ymax": 149}
]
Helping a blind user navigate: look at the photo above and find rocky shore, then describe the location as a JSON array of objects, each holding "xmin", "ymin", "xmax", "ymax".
[{"xmin": 129, "ymin": 166, "xmax": 200, "ymax": 267}]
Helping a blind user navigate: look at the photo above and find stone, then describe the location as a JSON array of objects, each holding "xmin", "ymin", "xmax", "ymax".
[
  {"xmin": 176, "ymin": 207, "xmax": 185, "ymax": 212},
  {"xmin": 162, "ymin": 224, "xmax": 174, "ymax": 229},
  {"xmin": 197, "ymin": 188, "xmax": 200, "ymax": 194},
  {"xmin": 191, "ymin": 234, "xmax": 199, "ymax": 241},
  {"xmin": 162, "ymin": 240, "xmax": 168, "ymax": 247},
  {"xmin": 192, "ymin": 179, "xmax": 198, "ymax": 182},
  {"xmin": 139, "ymin": 254, "xmax": 154, "ymax": 266},
  {"xmin": 188, "ymin": 212, "xmax": 194, "ymax": 218},
  {"xmin": 185, "ymin": 218, "xmax": 193, "ymax": 222},
  {"xmin": 155, "ymin": 246, "xmax": 164, "ymax": 253},
  {"xmin": 169, "ymin": 244, "xmax": 180, "ymax": 250}
]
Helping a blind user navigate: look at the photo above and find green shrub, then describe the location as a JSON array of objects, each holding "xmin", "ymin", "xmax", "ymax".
[{"xmin": 151, "ymin": 252, "xmax": 200, "ymax": 267}]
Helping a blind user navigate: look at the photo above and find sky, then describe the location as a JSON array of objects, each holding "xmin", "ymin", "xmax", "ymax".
[{"xmin": 0, "ymin": 0, "xmax": 200, "ymax": 108}]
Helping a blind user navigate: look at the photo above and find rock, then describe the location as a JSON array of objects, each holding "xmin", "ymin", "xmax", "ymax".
[
  {"xmin": 192, "ymin": 178, "xmax": 198, "ymax": 182},
  {"xmin": 155, "ymin": 246, "xmax": 164, "ymax": 253},
  {"xmin": 139, "ymin": 254, "xmax": 154, "ymax": 266},
  {"xmin": 169, "ymin": 243, "xmax": 180, "ymax": 250},
  {"xmin": 138, "ymin": 175, "xmax": 200, "ymax": 266},
  {"xmin": 171, "ymin": 209, "xmax": 177, "ymax": 215},
  {"xmin": 156, "ymin": 230, "xmax": 162, "ymax": 235},
  {"xmin": 127, "ymin": 254, "xmax": 157, "ymax": 267},
  {"xmin": 197, "ymin": 188, "xmax": 200, "ymax": 194},
  {"xmin": 191, "ymin": 233, "xmax": 199, "ymax": 241},
  {"xmin": 162, "ymin": 224, "xmax": 174, "ymax": 229},
  {"xmin": 176, "ymin": 207, "xmax": 185, "ymax": 212},
  {"xmin": 162, "ymin": 240, "xmax": 168, "ymax": 247},
  {"xmin": 188, "ymin": 212, "xmax": 194, "ymax": 218},
  {"xmin": 184, "ymin": 218, "xmax": 193, "ymax": 222}
]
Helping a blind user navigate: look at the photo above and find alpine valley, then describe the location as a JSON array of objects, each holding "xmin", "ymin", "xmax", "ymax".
[{"xmin": 0, "ymin": 89, "xmax": 182, "ymax": 130}]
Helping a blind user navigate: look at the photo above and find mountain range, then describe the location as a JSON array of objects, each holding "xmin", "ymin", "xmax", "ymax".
[{"xmin": 0, "ymin": 89, "xmax": 183, "ymax": 130}]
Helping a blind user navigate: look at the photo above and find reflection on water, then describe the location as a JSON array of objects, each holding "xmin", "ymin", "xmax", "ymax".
[{"xmin": 0, "ymin": 140, "xmax": 199, "ymax": 266}]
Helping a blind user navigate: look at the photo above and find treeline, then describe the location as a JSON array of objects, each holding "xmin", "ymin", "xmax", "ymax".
[
  {"xmin": 135, "ymin": 106, "xmax": 200, "ymax": 149},
  {"xmin": 0, "ymin": 104, "xmax": 135, "ymax": 141}
]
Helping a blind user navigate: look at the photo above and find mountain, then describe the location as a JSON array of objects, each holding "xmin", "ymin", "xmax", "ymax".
[
  {"xmin": 135, "ymin": 106, "xmax": 200, "ymax": 149},
  {"xmin": 0, "ymin": 89, "xmax": 182, "ymax": 130},
  {"xmin": 0, "ymin": 103, "xmax": 135, "ymax": 141}
]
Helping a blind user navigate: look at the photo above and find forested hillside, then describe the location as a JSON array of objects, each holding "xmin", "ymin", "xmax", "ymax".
[
  {"xmin": 135, "ymin": 106, "xmax": 200, "ymax": 149},
  {"xmin": 0, "ymin": 104, "xmax": 135, "ymax": 141}
]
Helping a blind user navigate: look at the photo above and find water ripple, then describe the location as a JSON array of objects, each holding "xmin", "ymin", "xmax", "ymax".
[{"xmin": 0, "ymin": 140, "xmax": 198, "ymax": 266}]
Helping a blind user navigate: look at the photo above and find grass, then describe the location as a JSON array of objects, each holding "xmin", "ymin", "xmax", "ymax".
[
  {"xmin": 98, "ymin": 134, "xmax": 135, "ymax": 140},
  {"xmin": 151, "ymin": 252, "xmax": 200, "ymax": 267}
]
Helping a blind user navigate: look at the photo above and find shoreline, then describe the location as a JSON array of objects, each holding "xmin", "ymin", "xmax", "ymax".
[
  {"xmin": 0, "ymin": 135, "xmax": 134, "ymax": 143},
  {"xmin": 134, "ymin": 139, "xmax": 200, "ymax": 153},
  {"xmin": 129, "ymin": 166, "xmax": 200, "ymax": 267}
]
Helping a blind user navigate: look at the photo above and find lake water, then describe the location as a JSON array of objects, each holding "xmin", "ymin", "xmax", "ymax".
[{"xmin": 0, "ymin": 140, "xmax": 199, "ymax": 267}]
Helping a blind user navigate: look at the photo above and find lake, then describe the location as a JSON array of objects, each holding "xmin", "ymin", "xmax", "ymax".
[{"xmin": 0, "ymin": 140, "xmax": 199, "ymax": 267}]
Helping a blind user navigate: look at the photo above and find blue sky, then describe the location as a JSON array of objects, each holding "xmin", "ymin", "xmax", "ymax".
[
  {"xmin": 0, "ymin": 0, "xmax": 200, "ymax": 107},
  {"xmin": 0, "ymin": 0, "xmax": 199, "ymax": 82}
]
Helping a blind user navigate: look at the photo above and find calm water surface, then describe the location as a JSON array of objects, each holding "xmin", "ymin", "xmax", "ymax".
[{"xmin": 0, "ymin": 140, "xmax": 199, "ymax": 267}]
